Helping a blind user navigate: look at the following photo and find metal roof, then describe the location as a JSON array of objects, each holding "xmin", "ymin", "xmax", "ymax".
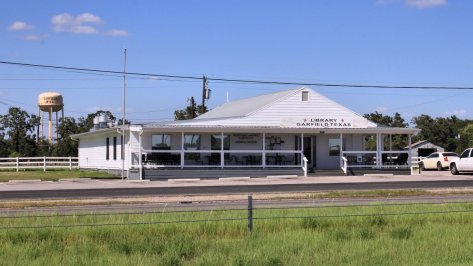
[
  {"xmin": 194, "ymin": 88, "xmax": 303, "ymax": 120},
  {"xmin": 70, "ymin": 125, "xmax": 129, "ymax": 140}
]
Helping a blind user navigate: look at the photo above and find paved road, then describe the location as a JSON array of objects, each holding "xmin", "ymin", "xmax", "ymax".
[
  {"xmin": 3, "ymin": 194, "xmax": 473, "ymax": 216},
  {"xmin": 3, "ymin": 179, "xmax": 473, "ymax": 200}
]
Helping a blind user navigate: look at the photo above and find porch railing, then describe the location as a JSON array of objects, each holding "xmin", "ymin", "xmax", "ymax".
[
  {"xmin": 136, "ymin": 149, "xmax": 304, "ymax": 168},
  {"xmin": 342, "ymin": 151, "xmax": 411, "ymax": 168},
  {"xmin": 341, "ymin": 156, "xmax": 348, "ymax": 175},
  {"xmin": 302, "ymin": 156, "xmax": 308, "ymax": 177}
]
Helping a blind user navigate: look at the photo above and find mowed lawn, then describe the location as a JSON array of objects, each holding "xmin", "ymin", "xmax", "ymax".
[
  {"xmin": 2, "ymin": 202, "xmax": 473, "ymax": 265},
  {"xmin": 0, "ymin": 170, "xmax": 118, "ymax": 182}
]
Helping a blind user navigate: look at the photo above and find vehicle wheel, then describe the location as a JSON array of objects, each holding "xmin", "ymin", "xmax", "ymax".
[
  {"xmin": 437, "ymin": 162, "xmax": 443, "ymax": 171},
  {"xmin": 450, "ymin": 163, "xmax": 459, "ymax": 175},
  {"xmin": 419, "ymin": 163, "xmax": 425, "ymax": 171}
]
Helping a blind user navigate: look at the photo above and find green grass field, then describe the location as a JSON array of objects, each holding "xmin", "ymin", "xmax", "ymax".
[
  {"xmin": 2, "ymin": 202, "xmax": 473, "ymax": 265},
  {"xmin": 0, "ymin": 169, "xmax": 118, "ymax": 182}
]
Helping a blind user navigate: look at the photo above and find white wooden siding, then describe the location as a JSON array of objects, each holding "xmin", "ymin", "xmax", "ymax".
[
  {"xmin": 166, "ymin": 89, "xmax": 376, "ymax": 128},
  {"xmin": 78, "ymin": 131, "xmax": 130, "ymax": 170}
]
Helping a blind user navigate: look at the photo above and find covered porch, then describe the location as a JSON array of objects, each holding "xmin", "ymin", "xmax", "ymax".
[{"xmin": 129, "ymin": 127, "xmax": 418, "ymax": 179}]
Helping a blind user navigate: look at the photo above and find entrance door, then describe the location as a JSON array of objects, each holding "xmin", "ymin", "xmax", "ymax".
[{"xmin": 303, "ymin": 136, "xmax": 316, "ymax": 169}]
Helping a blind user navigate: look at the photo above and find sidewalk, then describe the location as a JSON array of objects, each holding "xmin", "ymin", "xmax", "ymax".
[{"xmin": 1, "ymin": 171, "xmax": 472, "ymax": 192}]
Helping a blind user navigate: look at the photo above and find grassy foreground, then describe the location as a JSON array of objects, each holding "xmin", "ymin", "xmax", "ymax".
[
  {"xmin": 2, "ymin": 202, "xmax": 473, "ymax": 265},
  {"xmin": 0, "ymin": 169, "xmax": 118, "ymax": 182}
]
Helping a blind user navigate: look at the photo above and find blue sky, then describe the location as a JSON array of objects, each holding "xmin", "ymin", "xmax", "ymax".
[{"xmin": 1, "ymin": 0, "xmax": 473, "ymax": 125}]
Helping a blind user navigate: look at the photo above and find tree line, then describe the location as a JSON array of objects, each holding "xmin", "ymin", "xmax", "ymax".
[
  {"xmin": 364, "ymin": 112, "xmax": 473, "ymax": 153},
  {"xmin": 0, "ymin": 107, "xmax": 117, "ymax": 158},
  {"xmin": 1, "ymin": 105, "xmax": 473, "ymax": 158}
]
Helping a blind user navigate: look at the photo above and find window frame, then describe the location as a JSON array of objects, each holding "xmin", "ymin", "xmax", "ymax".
[
  {"xmin": 184, "ymin": 134, "xmax": 201, "ymax": 150},
  {"xmin": 113, "ymin": 136, "xmax": 117, "ymax": 160},
  {"xmin": 328, "ymin": 138, "xmax": 341, "ymax": 157},
  {"xmin": 152, "ymin": 134, "xmax": 172, "ymax": 150},
  {"xmin": 302, "ymin": 91, "xmax": 309, "ymax": 102},
  {"xmin": 106, "ymin": 137, "xmax": 110, "ymax": 160}
]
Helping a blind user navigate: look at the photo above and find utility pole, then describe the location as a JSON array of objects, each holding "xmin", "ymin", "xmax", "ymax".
[
  {"xmin": 201, "ymin": 75, "xmax": 210, "ymax": 115},
  {"xmin": 122, "ymin": 49, "xmax": 127, "ymax": 181},
  {"xmin": 201, "ymin": 75, "xmax": 207, "ymax": 114}
]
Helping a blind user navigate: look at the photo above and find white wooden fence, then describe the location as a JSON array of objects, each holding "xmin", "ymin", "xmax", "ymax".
[{"xmin": 0, "ymin": 157, "xmax": 79, "ymax": 172}]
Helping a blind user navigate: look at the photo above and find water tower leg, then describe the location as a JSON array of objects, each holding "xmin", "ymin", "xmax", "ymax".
[
  {"xmin": 56, "ymin": 111, "xmax": 58, "ymax": 141},
  {"xmin": 37, "ymin": 107, "xmax": 40, "ymax": 142},
  {"xmin": 49, "ymin": 107, "xmax": 53, "ymax": 144},
  {"xmin": 41, "ymin": 111, "xmax": 44, "ymax": 140}
]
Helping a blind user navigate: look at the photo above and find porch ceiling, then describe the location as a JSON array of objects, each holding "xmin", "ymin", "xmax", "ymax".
[{"xmin": 138, "ymin": 126, "xmax": 420, "ymax": 135}]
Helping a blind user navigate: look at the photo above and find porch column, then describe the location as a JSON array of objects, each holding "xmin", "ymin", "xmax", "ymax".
[
  {"xmin": 408, "ymin": 134, "xmax": 412, "ymax": 167},
  {"xmin": 262, "ymin": 132, "xmax": 266, "ymax": 168},
  {"xmin": 180, "ymin": 132, "xmax": 184, "ymax": 169},
  {"xmin": 340, "ymin": 133, "xmax": 343, "ymax": 168},
  {"xmin": 389, "ymin": 134, "xmax": 392, "ymax": 151},
  {"xmin": 139, "ymin": 130, "xmax": 143, "ymax": 180},
  {"xmin": 301, "ymin": 133, "xmax": 304, "ymax": 163},
  {"xmin": 376, "ymin": 133, "xmax": 381, "ymax": 168},
  {"xmin": 220, "ymin": 132, "xmax": 224, "ymax": 169}
]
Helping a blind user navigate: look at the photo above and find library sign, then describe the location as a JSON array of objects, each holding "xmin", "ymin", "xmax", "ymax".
[{"xmin": 280, "ymin": 117, "xmax": 364, "ymax": 128}]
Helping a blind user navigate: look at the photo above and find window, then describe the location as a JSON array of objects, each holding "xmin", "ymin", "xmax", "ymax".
[
  {"xmin": 443, "ymin": 152, "xmax": 458, "ymax": 157},
  {"xmin": 152, "ymin": 134, "xmax": 171, "ymax": 150},
  {"xmin": 106, "ymin": 138, "xmax": 109, "ymax": 160},
  {"xmin": 461, "ymin": 150, "xmax": 470, "ymax": 158},
  {"xmin": 211, "ymin": 134, "xmax": 230, "ymax": 150},
  {"xmin": 302, "ymin": 91, "xmax": 309, "ymax": 101},
  {"xmin": 184, "ymin": 134, "xmax": 201, "ymax": 150},
  {"xmin": 113, "ymin": 137, "xmax": 117, "ymax": 160},
  {"xmin": 329, "ymin": 138, "xmax": 341, "ymax": 156},
  {"xmin": 120, "ymin": 136, "xmax": 124, "ymax": 160},
  {"xmin": 428, "ymin": 153, "xmax": 439, "ymax": 158},
  {"xmin": 363, "ymin": 135, "xmax": 376, "ymax": 151}
]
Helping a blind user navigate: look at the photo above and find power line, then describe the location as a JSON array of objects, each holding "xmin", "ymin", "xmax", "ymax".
[{"xmin": 2, "ymin": 60, "xmax": 473, "ymax": 90}]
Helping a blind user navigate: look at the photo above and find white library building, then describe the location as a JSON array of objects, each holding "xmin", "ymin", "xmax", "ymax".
[{"xmin": 71, "ymin": 87, "xmax": 420, "ymax": 180}]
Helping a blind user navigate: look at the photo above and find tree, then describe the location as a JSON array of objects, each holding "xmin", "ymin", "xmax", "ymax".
[
  {"xmin": 461, "ymin": 124, "xmax": 473, "ymax": 148},
  {"xmin": 0, "ymin": 107, "xmax": 40, "ymax": 156},
  {"xmin": 364, "ymin": 112, "xmax": 408, "ymax": 128},
  {"xmin": 174, "ymin": 97, "xmax": 208, "ymax": 120},
  {"xmin": 411, "ymin": 115, "xmax": 469, "ymax": 153},
  {"xmin": 52, "ymin": 117, "xmax": 81, "ymax": 156},
  {"xmin": 363, "ymin": 112, "xmax": 408, "ymax": 150}
]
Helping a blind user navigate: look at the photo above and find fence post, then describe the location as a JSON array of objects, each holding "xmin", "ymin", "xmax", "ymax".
[
  {"xmin": 43, "ymin": 156, "xmax": 46, "ymax": 172},
  {"xmin": 16, "ymin": 157, "xmax": 19, "ymax": 172},
  {"xmin": 69, "ymin": 156, "xmax": 72, "ymax": 170},
  {"xmin": 248, "ymin": 194, "xmax": 253, "ymax": 233}
]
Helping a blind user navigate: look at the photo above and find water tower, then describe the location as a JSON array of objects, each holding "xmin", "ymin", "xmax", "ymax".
[{"xmin": 38, "ymin": 92, "xmax": 64, "ymax": 143}]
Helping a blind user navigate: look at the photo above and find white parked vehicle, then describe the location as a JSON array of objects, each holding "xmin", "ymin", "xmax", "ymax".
[
  {"xmin": 419, "ymin": 152, "xmax": 458, "ymax": 171},
  {"xmin": 450, "ymin": 148, "xmax": 473, "ymax": 175}
]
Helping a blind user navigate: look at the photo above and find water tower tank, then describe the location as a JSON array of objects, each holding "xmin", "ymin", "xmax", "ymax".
[
  {"xmin": 38, "ymin": 92, "xmax": 63, "ymax": 112},
  {"xmin": 38, "ymin": 91, "xmax": 64, "ymax": 144}
]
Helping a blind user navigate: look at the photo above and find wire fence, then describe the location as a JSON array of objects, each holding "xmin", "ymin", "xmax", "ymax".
[{"xmin": 1, "ymin": 196, "xmax": 473, "ymax": 231}]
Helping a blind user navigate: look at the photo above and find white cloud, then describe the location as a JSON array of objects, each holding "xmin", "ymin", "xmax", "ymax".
[
  {"xmin": 107, "ymin": 29, "xmax": 129, "ymax": 37},
  {"xmin": 7, "ymin": 21, "xmax": 34, "ymax": 31},
  {"xmin": 76, "ymin": 13, "xmax": 102, "ymax": 24},
  {"xmin": 23, "ymin": 34, "xmax": 47, "ymax": 42},
  {"xmin": 405, "ymin": 0, "xmax": 447, "ymax": 8},
  {"xmin": 70, "ymin": 25, "xmax": 98, "ymax": 34},
  {"xmin": 50, "ymin": 12, "xmax": 128, "ymax": 37},
  {"xmin": 443, "ymin": 109, "xmax": 466, "ymax": 117},
  {"xmin": 375, "ymin": 106, "xmax": 388, "ymax": 113},
  {"xmin": 51, "ymin": 12, "xmax": 102, "ymax": 34}
]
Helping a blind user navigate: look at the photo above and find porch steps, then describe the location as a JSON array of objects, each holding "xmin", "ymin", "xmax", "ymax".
[
  {"xmin": 347, "ymin": 168, "xmax": 410, "ymax": 176},
  {"xmin": 307, "ymin": 170, "xmax": 346, "ymax": 176},
  {"xmin": 143, "ymin": 168, "xmax": 304, "ymax": 180}
]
